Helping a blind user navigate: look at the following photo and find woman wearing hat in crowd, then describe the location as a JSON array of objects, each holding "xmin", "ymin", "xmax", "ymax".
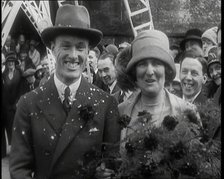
[
  {"xmin": 19, "ymin": 68, "xmax": 39, "ymax": 97},
  {"xmin": 2, "ymin": 51, "xmax": 22, "ymax": 145},
  {"xmin": 118, "ymin": 30, "xmax": 195, "ymax": 150},
  {"xmin": 28, "ymin": 39, "xmax": 41, "ymax": 68},
  {"xmin": 201, "ymin": 26, "xmax": 218, "ymax": 60},
  {"xmin": 206, "ymin": 47, "xmax": 221, "ymax": 100}
]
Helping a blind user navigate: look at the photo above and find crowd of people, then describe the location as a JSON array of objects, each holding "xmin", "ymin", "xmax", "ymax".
[{"xmin": 1, "ymin": 4, "xmax": 221, "ymax": 179}]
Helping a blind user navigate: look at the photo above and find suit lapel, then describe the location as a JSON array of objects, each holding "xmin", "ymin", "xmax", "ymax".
[
  {"xmin": 49, "ymin": 77, "xmax": 90, "ymax": 173},
  {"xmin": 37, "ymin": 77, "xmax": 67, "ymax": 134}
]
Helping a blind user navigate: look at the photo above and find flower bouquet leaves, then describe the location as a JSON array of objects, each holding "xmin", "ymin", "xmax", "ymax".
[
  {"xmin": 78, "ymin": 101, "xmax": 221, "ymax": 179},
  {"xmin": 115, "ymin": 105, "xmax": 221, "ymax": 179}
]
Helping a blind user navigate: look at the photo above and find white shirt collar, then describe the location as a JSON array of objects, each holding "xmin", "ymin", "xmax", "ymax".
[
  {"xmin": 108, "ymin": 80, "xmax": 117, "ymax": 94},
  {"xmin": 183, "ymin": 90, "xmax": 201, "ymax": 103},
  {"xmin": 54, "ymin": 74, "xmax": 81, "ymax": 103}
]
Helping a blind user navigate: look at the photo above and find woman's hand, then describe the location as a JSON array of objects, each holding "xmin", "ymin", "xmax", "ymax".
[{"xmin": 95, "ymin": 162, "xmax": 115, "ymax": 179}]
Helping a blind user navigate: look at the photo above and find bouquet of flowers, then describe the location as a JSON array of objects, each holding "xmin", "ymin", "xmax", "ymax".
[
  {"xmin": 116, "ymin": 107, "xmax": 221, "ymax": 179},
  {"xmin": 79, "ymin": 101, "xmax": 221, "ymax": 179}
]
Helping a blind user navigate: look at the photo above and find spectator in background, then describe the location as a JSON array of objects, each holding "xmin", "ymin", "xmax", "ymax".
[
  {"xmin": 165, "ymin": 63, "xmax": 182, "ymax": 98},
  {"xmin": 39, "ymin": 57, "xmax": 51, "ymax": 86},
  {"xmin": 201, "ymin": 26, "xmax": 218, "ymax": 60},
  {"xmin": 34, "ymin": 64, "xmax": 44, "ymax": 85},
  {"xmin": 88, "ymin": 47, "xmax": 100, "ymax": 74},
  {"xmin": 179, "ymin": 50, "xmax": 208, "ymax": 105},
  {"xmin": 19, "ymin": 68, "xmax": 39, "ymax": 96},
  {"xmin": 2, "ymin": 51, "xmax": 22, "ymax": 145},
  {"xmin": 2, "ymin": 34, "xmax": 16, "ymax": 56},
  {"xmin": 118, "ymin": 41, "xmax": 130, "ymax": 52},
  {"xmin": 2, "ymin": 53, "xmax": 6, "ymax": 73},
  {"xmin": 114, "ymin": 45, "xmax": 136, "ymax": 104},
  {"xmin": 18, "ymin": 48, "xmax": 36, "ymax": 73},
  {"xmin": 105, "ymin": 44, "xmax": 119, "ymax": 58},
  {"xmin": 180, "ymin": 28, "xmax": 204, "ymax": 56},
  {"xmin": 169, "ymin": 44, "xmax": 180, "ymax": 62},
  {"xmin": 206, "ymin": 47, "xmax": 221, "ymax": 99},
  {"xmin": 213, "ymin": 23, "xmax": 221, "ymax": 106},
  {"xmin": 82, "ymin": 64, "xmax": 95, "ymax": 83},
  {"xmin": 15, "ymin": 34, "xmax": 29, "ymax": 55},
  {"xmin": 28, "ymin": 39, "xmax": 41, "ymax": 68},
  {"xmin": 217, "ymin": 23, "xmax": 221, "ymax": 62},
  {"xmin": 97, "ymin": 53, "xmax": 120, "ymax": 94}
]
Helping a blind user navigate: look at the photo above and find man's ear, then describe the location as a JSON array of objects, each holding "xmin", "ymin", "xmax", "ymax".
[
  {"xmin": 50, "ymin": 41, "xmax": 55, "ymax": 52},
  {"xmin": 202, "ymin": 74, "xmax": 208, "ymax": 84}
]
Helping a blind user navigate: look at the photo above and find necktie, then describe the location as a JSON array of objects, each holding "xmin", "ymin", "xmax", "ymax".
[{"xmin": 63, "ymin": 86, "xmax": 71, "ymax": 114}]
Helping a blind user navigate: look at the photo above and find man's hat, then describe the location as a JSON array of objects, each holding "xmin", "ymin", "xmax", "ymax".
[
  {"xmin": 180, "ymin": 28, "xmax": 202, "ymax": 51},
  {"xmin": 5, "ymin": 51, "xmax": 18, "ymax": 64},
  {"xmin": 23, "ymin": 68, "xmax": 36, "ymax": 78},
  {"xmin": 29, "ymin": 39, "xmax": 39, "ymax": 47},
  {"xmin": 207, "ymin": 46, "xmax": 220, "ymax": 78},
  {"xmin": 41, "ymin": 5, "xmax": 102, "ymax": 49}
]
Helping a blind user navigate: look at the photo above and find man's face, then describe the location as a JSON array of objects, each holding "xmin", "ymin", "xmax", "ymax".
[
  {"xmin": 18, "ymin": 35, "xmax": 25, "ymax": 45},
  {"xmin": 51, "ymin": 35, "xmax": 89, "ymax": 85},
  {"xmin": 6, "ymin": 61, "xmax": 15, "ymax": 70},
  {"xmin": 180, "ymin": 57, "xmax": 206, "ymax": 99},
  {"xmin": 208, "ymin": 63, "xmax": 221, "ymax": 85},
  {"xmin": 88, "ymin": 50, "xmax": 98, "ymax": 71},
  {"xmin": 136, "ymin": 58, "xmax": 165, "ymax": 97},
  {"xmin": 185, "ymin": 40, "xmax": 202, "ymax": 53},
  {"xmin": 5, "ymin": 35, "xmax": 11, "ymax": 47},
  {"xmin": 97, "ymin": 57, "xmax": 116, "ymax": 86},
  {"xmin": 20, "ymin": 52, "xmax": 28, "ymax": 61},
  {"xmin": 26, "ymin": 75, "xmax": 35, "ymax": 84}
]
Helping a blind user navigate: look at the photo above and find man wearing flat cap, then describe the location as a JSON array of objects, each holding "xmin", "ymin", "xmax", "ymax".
[
  {"xmin": 10, "ymin": 4, "xmax": 121, "ymax": 179},
  {"xmin": 18, "ymin": 68, "xmax": 39, "ymax": 97}
]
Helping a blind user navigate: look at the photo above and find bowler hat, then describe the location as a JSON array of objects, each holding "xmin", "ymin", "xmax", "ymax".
[
  {"xmin": 180, "ymin": 28, "xmax": 202, "ymax": 51},
  {"xmin": 41, "ymin": 5, "xmax": 102, "ymax": 48},
  {"xmin": 126, "ymin": 30, "xmax": 176, "ymax": 82},
  {"xmin": 23, "ymin": 68, "xmax": 36, "ymax": 77}
]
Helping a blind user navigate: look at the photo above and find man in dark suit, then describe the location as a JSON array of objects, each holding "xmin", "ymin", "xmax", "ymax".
[
  {"xmin": 19, "ymin": 68, "xmax": 40, "ymax": 97},
  {"xmin": 179, "ymin": 50, "xmax": 208, "ymax": 105},
  {"xmin": 97, "ymin": 53, "xmax": 121, "ymax": 95},
  {"xmin": 10, "ymin": 5, "xmax": 121, "ymax": 179}
]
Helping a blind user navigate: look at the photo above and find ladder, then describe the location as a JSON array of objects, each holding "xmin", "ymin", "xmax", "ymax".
[
  {"xmin": 2, "ymin": 1, "xmax": 23, "ymax": 47},
  {"xmin": 123, "ymin": 0, "xmax": 154, "ymax": 37}
]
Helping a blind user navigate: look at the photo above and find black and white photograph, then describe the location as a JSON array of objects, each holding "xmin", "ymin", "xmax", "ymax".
[{"xmin": 2, "ymin": 0, "xmax": 221, "ymax": 178}]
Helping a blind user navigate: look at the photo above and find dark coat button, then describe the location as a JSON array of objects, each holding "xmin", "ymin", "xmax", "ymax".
[{"xmin": 44, "ymin": 150, "xmax": 51, "ymax": 156}]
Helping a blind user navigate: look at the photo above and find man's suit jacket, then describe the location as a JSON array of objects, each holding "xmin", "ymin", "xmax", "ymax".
[
  {"xmin": 193, "ymin": 91, "xmax": 208, "ymax": 105},
  {"xmin": 10, "ymin": 76, "xmax": 121, "ymax": 179}
]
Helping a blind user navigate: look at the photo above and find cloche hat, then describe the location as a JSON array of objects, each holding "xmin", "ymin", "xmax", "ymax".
[
  {"xmin": 41, "ymin": 4, "xmax": 103, "ymax": 49},
  {"xmin": 207, "ymin": 46, "xmax": 220, "ymax": 78},
  {"xmin": 126, "ymin": 30, "xmax": 176, "ymax": 82}
]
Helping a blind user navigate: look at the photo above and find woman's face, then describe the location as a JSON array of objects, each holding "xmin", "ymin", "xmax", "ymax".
[
  {"xmin": 136, "ymin": 58, "xmax": 165, "ymax": 96},
  {"xmin": 209, "ymin": 63, "xmax": 221, "ymax": 85}
]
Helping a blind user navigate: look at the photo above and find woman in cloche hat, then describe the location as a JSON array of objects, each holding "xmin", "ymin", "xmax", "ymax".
[{"xmin": 118, "ymin": 30, "xmax": 196, "ymax": 158}]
